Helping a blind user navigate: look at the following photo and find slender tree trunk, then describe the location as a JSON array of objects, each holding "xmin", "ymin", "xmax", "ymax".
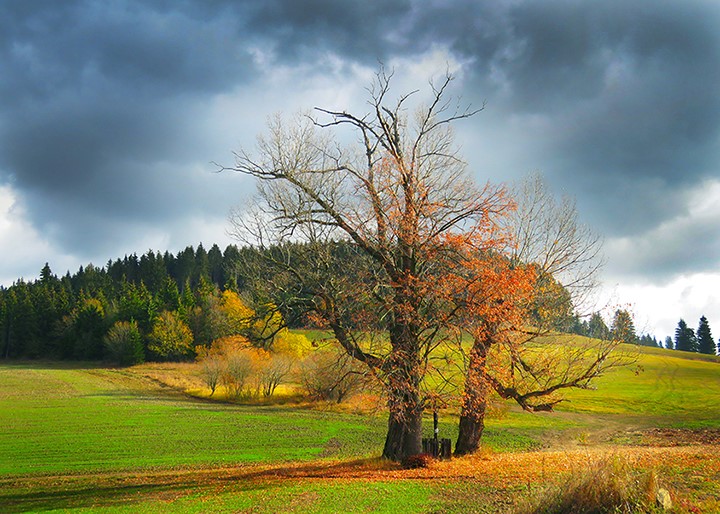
[{"xmin": 455, "ymin": 336, "xmax": 490, "ymax": 456}]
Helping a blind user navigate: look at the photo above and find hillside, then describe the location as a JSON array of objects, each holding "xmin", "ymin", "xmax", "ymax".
[{"xmin": 0, "ymin": 345, "xmax": 718, "ymax": 512}]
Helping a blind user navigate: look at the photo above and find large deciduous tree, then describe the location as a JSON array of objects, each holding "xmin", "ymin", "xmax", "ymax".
[
  {"xmin": 222, "ymin": 69, "xmax": 509, "ymax": 461},
  {"xmin": 450, "ymin": 174, "xmax": 622, "ymax": 456}
]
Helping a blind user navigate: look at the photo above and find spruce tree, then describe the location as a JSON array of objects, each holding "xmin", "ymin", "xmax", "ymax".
[
  {"xmin": 696, "ymin": 316, "xmax": 715, "ymax": 355},
  {"xmin": 39, "ymin": 263, "xmax": 55, "ymax": 284},
  {"xmin": 611, "ymin": 309, "xmax": 637, "ymax": 344},
  {"xmin": 588, "ymin": 312, "xmax": 610, "ymax": 340},
  {"xmin": 674, "ymin": 319, "xmax": 697, "ymax": 352},
  {"xmin": 664, "ymin": 336, "xmax": 673, "ymax": 350}
]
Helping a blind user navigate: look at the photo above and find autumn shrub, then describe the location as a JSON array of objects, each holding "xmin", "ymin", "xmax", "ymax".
[
  {"xmin": 196, "ymin": 335, "xmax": 299, "ymax": 399},
  {"xmin": 148, "ymin": 310, "xmax": 194, "ymax": 361},
  {"xmin": 299, "ymin": 349, "xmax": 368, "ymax": 403},
  {"xmin": 257, "ymin": 352, "xmax": 293, "ymax": 396},
  {"xmin": 197, "ymin": 336, "xmax": 242, "ymax": 397},
  {"xmin": 198, "ymin": 352, "xmax": 224, "ymax": 396},
  {"xmin": 224, "ymin": 349, "xmax": 257, "ymax": 399},
  {"xmin": 104, "ymin": 320, "xmax": 144, "ymax": 366},
  {"xmin": 524, "ymin": 456, "xmax": 665, "ymax": 514}
]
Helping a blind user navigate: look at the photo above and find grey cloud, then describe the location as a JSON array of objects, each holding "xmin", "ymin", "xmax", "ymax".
[
  {"xmin": 0, "ymin": 1, "xmax": 253, "ymax": 101},
  {"xmin": 243, "ymin": 0, "xmax": 415, "ymax": 63},
  {"xmin": 446, "ymin": 0, "xmax": 720, "ymax": 237},
  {"xmin": 605, "ymin": 214, "xmax": 720, "ymax": 282},
  {"xmin": 1, "ymin": 0, "xmax": 719, "ymax": 282},
  {"xmin": 0, "ymin": 0, "xmax": 259, "ymax": 254}
]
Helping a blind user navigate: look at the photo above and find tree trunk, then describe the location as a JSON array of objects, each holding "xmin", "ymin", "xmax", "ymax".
[
  {"xmin": 382, "ymin": 390, "xmax": 423, "ymax": 461},
  {"xmin": 455, "ymin": 397, "xmax": 487, "ymax": 456},
  {"xmin": 382, "ymin": 319, "xmax": 423, "ymax": 461},
  {"xmin": 455, "ymin": 335, "xmax": 490, "ymax": 456}
]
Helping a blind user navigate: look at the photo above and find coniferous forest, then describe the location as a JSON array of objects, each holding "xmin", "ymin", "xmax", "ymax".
[
  {"xmin": 0, "ymin": 244, "xmax": 266, "ymax": 362},
  {"xmin": 2, "ymin": 242, "xmax": 717, "ymax": 362}
]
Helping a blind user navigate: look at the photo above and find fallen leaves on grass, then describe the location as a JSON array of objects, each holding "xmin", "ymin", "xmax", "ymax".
[{"xmin": 2, "ymin": 445, "xmax": 718, "ymax": 512}]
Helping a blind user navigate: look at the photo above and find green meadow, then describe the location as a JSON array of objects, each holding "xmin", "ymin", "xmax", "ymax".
[
  {"xmin": 560, "ymin": 345, "xmax": 720, "ymax": 426},
  {"xmin": 0, "ymin": 343, "xmax": 718, "ymax": 512}
]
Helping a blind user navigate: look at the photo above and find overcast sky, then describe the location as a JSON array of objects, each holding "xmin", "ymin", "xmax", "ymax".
[{"xmin": 1, "ymin": 0, "xmax": 719, "ymax": 340}]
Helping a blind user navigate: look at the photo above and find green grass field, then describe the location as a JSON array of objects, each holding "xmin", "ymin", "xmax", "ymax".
[
  {"xmin": 560, "ymin": 345, "xmax": 720, "ymax": 426},
  {"xmin": 0, "ymin": 343, "xmax": 718, "ymax": 513}
]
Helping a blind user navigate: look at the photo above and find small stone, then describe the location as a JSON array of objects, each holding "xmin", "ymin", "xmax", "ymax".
[{"xmin": 656, "ymin": 488, "xmax": 672, "ymax": 511}]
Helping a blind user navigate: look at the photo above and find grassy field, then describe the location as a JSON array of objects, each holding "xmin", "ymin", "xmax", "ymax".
[
  {"xmin": 560, "ymin": 345, "xmax": 720, "ymax": 426},
  {"xmin": 0, "ymin": 344, "xmax": 718, "ymax": 513}
]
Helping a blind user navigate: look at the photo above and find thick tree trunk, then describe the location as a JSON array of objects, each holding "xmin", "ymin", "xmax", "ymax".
[
  {"xmin": 455, "ymin": 396, "xmax": 487, "ymax": 456},
  {"xmin": 455, "ymin": 335, "xmax": 490, "ymax": 456},
  {"xmin": 382, "ymin": 391, "xmax": 423, "ymax": 461},
  {"xmin": 382, "ymin": 316, "xmax": 423, "ymax": 461}
]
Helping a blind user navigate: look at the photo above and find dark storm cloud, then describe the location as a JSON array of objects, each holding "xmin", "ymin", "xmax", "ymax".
[
  {"xmin": 244, "ymin": 0, "xmax": 415, "ymax": 62},
  {"xmin": 0, "ymin": 0, "xmax": 257, "ymax": 253},
  {"xmin": 454, "ymin": 0, "xmax": 720, "ymax": 237},
  {"xmin": 1, "ymin": 0, "xmax": 719, "ymax": 283}
]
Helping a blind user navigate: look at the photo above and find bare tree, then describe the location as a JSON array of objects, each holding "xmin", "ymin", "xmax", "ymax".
[
  {"xmin": 199, "ymin": 353, "xmax": 224, "ymax": 396},
  {"xmin": 221, "ymin": 68, "xmax": 508, "ymax": 461},
  {"xmin": 507, "ymin": 172, "xmax": 604, "ymax": 316},
  {"xmin": 258, "ymin": 353, "xmax": 293, "ymax": 397},
  {"xmin": 453, "ymin": 174, "xmax": 625, "ymax": 456}
]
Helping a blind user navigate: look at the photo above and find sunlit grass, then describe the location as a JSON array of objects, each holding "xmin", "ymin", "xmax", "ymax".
[
  {"xmin": 559, "ymin": 344, "xmax": 720, "ymax": 427},
  {"xmin": 1, "ymin": 353, "xmax": 719, "ymax": 513},
  {"xmin": 0, "ymin": 364, "xmax": 384, "ymax": 475}
]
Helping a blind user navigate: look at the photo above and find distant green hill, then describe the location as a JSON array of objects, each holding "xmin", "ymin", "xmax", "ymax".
[{"xmin": 559, "ymin": 342, "xmax": 720, "ymax": 428}]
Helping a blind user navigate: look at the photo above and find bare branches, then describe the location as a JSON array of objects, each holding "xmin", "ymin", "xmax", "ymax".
[
  {"xmin": 507, "ymin": 172, "xmax": 605, "ymax": 313},
  {"xmin": 221, "ymin": 67, "xmax": 500, "ymax": 460},
  {"xmin": 221, "ymin": 66, "xmax": 619, "ymax": 460},
  {"xmin": 483, "ymin": 334, "xmax": 630, "ymax": 412}
]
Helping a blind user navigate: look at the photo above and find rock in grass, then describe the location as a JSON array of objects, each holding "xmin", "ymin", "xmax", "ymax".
[{"xmin": 656, "ymin": 488, "xmax": 672, "ymax": 511}]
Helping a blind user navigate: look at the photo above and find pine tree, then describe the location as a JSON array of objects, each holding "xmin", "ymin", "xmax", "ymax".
[
  {"xmin": 157, "ymin": 276, "xmax": 180, "ymax": 312},
  {"xmin": 208, "ymin": 244, "xmax": 225, "ymax": 287},
  {"xmin": 193, "ymin": 244, "xmax": 210, "ymax": 286},
  {"xmin": 139, "ymin": 250, "xmax": 167, "ymax": 294},
  {"xmin": 0, "ymin": 289, "xmax": 8, "ymax": 359},
  {"xmin": 674, "ymin": 319, "xmax": 697, "ymax": 352},
  {"xmin": 696, "ymin": 316, "xmax": 715, "ymax": 355},
  {"xmin": 70, "ymin": 297, "xmax": 107, "ymax": 359},
  {"xmin": 175, "ymin": 246, "xmax": 195, "ymax": 287},
  {"xmin": 611, "ymin": 309, "xmax": 637, "ymax": 344},
  {"xmin": 587, "ymin": 312, "xmax": 610, "ymax": 340},
  {"xmin": 664, "ymin": 336, "xmax": 673, "ymax": 350},
  {"xmin": 638, "ymin": 334, "xmax": 657, "ymax": 347},
  {"xmin": 10, "ymin": 282, "xmax": 39, "ymax": 357},
  {"xmin": 39, "ymin": 263, "xmax": 55, "ymax": 284}
]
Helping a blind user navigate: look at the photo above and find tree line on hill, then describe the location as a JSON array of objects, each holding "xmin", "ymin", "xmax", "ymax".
[
  {"xmin": 3, "ymin": 244, "xmax": 717, "ymax": 363},
  {"xmin": 565, "ymin": 308, "xmax": 719, "ymax": 355},
  {"xmin": 0, "ymin": 243, "xmax": 272, "ymax": 362},
  {"xmin": 666, "ymin": 316, "xmax": 718, "ymax": 354},
  {"xmin": 0, "ymin": 240, "xmax": 587, "ymax": 364}
]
